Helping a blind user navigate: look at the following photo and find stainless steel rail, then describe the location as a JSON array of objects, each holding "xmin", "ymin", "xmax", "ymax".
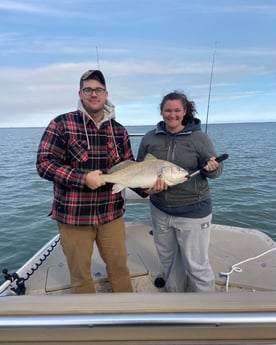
[{"xmin": 1, "ymin": 312, "xmax": 276, "ymax": 328}]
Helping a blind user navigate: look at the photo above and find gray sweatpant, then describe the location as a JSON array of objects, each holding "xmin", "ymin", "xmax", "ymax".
[{"xmin": 150, "ymin": 203, "xmax": 215, "ymax": 292}]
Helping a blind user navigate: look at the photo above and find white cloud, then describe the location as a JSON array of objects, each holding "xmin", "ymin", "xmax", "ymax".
[
  {"xmin": 0, "ymin": 53, "xmax": 275, "ymax": 127},
  {"xmin": 0, "ymin": 0, "xmax": 275, "ymax": 126}
]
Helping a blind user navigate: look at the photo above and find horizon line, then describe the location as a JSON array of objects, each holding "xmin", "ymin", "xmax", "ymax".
[{"xmin": 0, "ymin": 120, "xmax": 275, "ymax": 129}]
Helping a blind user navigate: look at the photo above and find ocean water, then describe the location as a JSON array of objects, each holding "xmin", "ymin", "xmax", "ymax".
[{"xmin": 0, "ymin": 123, "xmax": 275, "ymax": 278}]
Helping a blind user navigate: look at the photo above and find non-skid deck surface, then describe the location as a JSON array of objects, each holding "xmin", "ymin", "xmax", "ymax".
[{"xmin": 12, "ymin": 223, "xmax": 276, "ymax": 294}]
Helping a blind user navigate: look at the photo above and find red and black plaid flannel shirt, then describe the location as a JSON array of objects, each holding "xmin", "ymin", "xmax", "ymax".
[{"xmin": 36, "ymin": 110, "xmax": 134, "ymax": 225}]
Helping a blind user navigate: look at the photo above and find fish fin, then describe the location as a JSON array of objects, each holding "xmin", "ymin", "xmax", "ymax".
[
  {"xmin": 112, "ymin": 183, "xmax": 125, "ymax": 194},
  {"xmin": 108, "ymin": 160, "xmax": 136, "ymax": 173},
  {"xmin": 144, "ymin": 153, "xmax": 157, "ymax": 161}
]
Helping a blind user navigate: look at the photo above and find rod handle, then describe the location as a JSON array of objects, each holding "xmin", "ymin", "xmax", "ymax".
[{"xmin": 215, "ymin": 153, "xmax": 229, "ymax": 163}]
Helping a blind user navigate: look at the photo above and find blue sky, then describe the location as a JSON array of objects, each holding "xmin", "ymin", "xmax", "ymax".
[{"xmin": 0, "ymin": 0, "xmax": 275, "ymax": 127}]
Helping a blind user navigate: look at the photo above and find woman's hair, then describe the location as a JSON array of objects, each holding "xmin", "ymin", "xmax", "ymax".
[{"xmin": 159, "ymin": 91, "xmax": 197, "ymax": 125}]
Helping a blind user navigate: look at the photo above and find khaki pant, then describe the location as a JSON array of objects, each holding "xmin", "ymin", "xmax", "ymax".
[{"xmin": 58, "ymin": 217, "xmax": 133, "ymax": 293}]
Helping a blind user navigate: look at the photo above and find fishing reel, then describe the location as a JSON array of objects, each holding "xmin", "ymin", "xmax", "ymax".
[{"xmin": 2, "ymin": 268, "xmax": 26, "ymax": 295}]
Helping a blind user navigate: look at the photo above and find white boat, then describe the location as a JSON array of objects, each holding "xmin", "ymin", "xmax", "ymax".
[{"xmin": 1, "ymin": 189, "xmax": 276, "ymax": 344}]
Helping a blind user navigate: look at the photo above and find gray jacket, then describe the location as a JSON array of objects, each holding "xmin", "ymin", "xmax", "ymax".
[{"xmin": 136, "ymin": 119, "xmax": 223, "ymax": 208}]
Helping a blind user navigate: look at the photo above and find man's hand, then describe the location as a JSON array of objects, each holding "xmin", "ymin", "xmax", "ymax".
[{"xmin": 85, "ymin": 170, "xmax": 106, "ymax": 190}]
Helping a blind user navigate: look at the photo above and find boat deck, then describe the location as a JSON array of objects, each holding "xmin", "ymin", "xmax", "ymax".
[
  {"xmin": 1, "ymin": 222, "xmax": 276, "ymax": 344},
  {"xmin": 3, "ymin": 222, "xmax": 276, "ymax": 295}
]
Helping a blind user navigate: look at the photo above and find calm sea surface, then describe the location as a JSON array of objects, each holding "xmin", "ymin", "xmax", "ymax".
[{"xmin": 0, "ymin": 123, "xmax": 276, "ymax": 279}]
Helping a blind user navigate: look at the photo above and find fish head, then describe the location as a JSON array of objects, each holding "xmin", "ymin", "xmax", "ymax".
[{"xmin": 160, "ymin": 164, "xmax": 189, "ymax": 186}]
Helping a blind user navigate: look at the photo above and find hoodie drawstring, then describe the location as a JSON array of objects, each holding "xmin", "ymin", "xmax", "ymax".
[
  {"xmin": 109, "ymin": 119, "xmax": 119, "ymax": 158},
  {"xmin": 82, "ymin": 112, "xmax": 91, "ymax": 150},
  {"xmin": 80, "ymin": 100, "xmax": 119, "ymax": 158}
]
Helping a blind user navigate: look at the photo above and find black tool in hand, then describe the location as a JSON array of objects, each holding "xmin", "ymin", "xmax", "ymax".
[{"xmin": 187, "ymin": 153, "xmax": 229, "ymax": 179}]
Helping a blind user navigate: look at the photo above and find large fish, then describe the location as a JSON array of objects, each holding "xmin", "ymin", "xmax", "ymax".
[{"xmin": 102, "ymin": 154, "xmax": 189, "ymax": 194}]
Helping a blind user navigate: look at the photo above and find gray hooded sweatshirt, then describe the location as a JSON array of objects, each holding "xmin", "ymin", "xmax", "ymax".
[{"xmin": 137, "ymin": 119, "xmax": 223, "ymax": 217}]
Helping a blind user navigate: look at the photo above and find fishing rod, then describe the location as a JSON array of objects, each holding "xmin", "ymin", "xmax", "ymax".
[
  {"xmin": 205, "ymin": 47, "xmax": 216, "ymax": 134},
  {"xmin": 96, "ymin": 46, "xmax": 100, "ymax": 69},
  {"xmin": 204, "ymin": 46, "xmax": 229, "ymax": 165}
]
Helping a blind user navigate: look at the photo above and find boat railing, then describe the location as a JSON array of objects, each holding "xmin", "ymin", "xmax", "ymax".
[
  {"xmin": 2, "ymin": 293, "xmax": 276, "ymax": 343},
  {"xmin": 1, "ymin": 311, "xmax": 276, "ymax": 327}
]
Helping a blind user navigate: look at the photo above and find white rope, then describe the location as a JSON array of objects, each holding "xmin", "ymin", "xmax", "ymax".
[{"xmin": 219, "ymin": 246, "xmax": 276, "ymax": 292}]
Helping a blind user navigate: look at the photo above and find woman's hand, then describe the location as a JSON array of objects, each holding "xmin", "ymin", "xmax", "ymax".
[
  {"xmin": 204, "ymin": 156, "xmax": 220, "ymax": 172},
  {"xmin": 143, "ymin": 177, "xmax": 168, "ymax": 195}
]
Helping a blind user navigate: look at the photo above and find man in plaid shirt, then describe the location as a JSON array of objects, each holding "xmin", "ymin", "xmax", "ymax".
[{"xmin": 36, "ymin": 70, "xmax": 134, "ymax": 293}]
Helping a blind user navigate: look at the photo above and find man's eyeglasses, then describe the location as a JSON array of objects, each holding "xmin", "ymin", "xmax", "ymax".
[{"xmin": 81, "ymin": 87, "xmax": 106, "ymax": 96}]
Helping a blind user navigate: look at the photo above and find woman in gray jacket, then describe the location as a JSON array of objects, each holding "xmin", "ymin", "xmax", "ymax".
[{"xmin": 137, "ymin": 91, "xmax": 224, "ymax": 292}]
